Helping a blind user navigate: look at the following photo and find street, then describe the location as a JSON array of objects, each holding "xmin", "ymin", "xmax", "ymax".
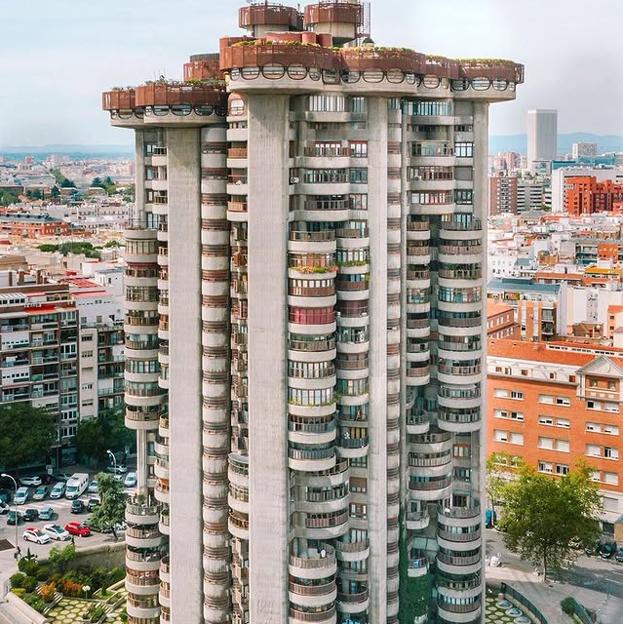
[{"xmin": 486, "ymin": 528, "xmax": 623, "ymax": 599}]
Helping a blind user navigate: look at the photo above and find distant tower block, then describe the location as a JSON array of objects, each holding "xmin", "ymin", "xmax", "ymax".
[
  {"xmin": 239, "ymin": 2, "xmax": 303, "ymax": 38},
  {"xmin": 304, "ymin": 0, "xmax": 370, "ymax": 45}
]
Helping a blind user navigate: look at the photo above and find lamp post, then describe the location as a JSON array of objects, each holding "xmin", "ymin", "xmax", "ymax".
[
  {"xmin": 1, "ymin": 473, "xmax": 19, "ymax": 557},
  {"xmin": 106, "ymin": 449, "xmax": 117, "ymax": 475}
]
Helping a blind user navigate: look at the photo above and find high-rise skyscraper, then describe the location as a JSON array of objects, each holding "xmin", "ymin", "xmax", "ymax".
[
  {"xmin": 527, "ymin": 109, "xmax": 558, "ymax": 170},
  {"xmin": 103, "ymin": 2, "xmax": 523, "ymax": 623}
]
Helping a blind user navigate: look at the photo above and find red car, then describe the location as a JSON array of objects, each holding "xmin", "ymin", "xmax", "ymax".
[{"xmin": 64, "ymin": 521, "xmax": 91, "ymax": 537}]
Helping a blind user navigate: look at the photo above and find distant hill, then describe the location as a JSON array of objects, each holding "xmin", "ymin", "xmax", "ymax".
[{"xmin": 490, "ymin": 133, "xmax": 623, "ymax": 156}]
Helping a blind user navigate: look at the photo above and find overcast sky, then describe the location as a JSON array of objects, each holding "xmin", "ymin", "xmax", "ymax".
[{"xmin": 2, "ymin": 0, "xmax": 622, "ymax": 146}]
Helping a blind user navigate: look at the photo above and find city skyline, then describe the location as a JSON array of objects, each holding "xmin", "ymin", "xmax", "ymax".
[{"xmin": 2, "ymin": 0, "xmax": 622, "ymax": 146}]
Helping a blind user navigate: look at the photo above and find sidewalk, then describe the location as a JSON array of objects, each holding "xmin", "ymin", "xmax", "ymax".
[{"xmin": 487, "ymin": 565, "xmax": 623, "ymax": 624}]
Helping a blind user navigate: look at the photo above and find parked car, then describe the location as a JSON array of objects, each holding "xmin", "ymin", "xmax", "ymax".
[
  {"xmin": 44, "ymin": 524, "xmax": 70, "ymax": 541},
  {"xmin": 65, "ymin": 521, "xmax": 91, "ymax": 537},
  {"xmin": 38, "ymin": 506, "xmax": 55, "ymax": 521},
  {"xmin": 87, "ymin": 480, "xmax": 99, "ymax": 495},
  {"xmin": 87, "ymin": 498, "xmax": 100, "ymax": 512},
  {"xmin": 70, "ymin": 499, "xmax": 85, "ymax": 514},
  {"xmin": 14, "ymin": 487, "xmax": 30, "ymax": 505},
  {"xmin": 615, "ymin": 548, "xmax": 623, "ymax": 563},
  {"xmin": 0, "ymin": 489, "xmax": 11, "ymax": 504},
  {"xmin": 0, "ymin": 501, "xmax": 9, "ymax": 515},
  {"xmin": 19, "ymin": 476, "xmax": 42, "ymax": 487},
  {"xmin": 106, "ymin": 464, "xmax": 128, "ymax": 475},
  {"xmin": 53, "ymin": 473, "xmax": 72, "ymax": 483},
  {"xmin": 37, "ymin": 474, "xmax": 56, "ymax": 485},
  {"xmin": 123, "ymin": 472, "xmax": 137, "ymax": 488},
  {"xmin": 7, "ymin": 511, "xmax": 22, "ymax": 525},
  {"xmin": 65, "ymin": 473, "xmax": 89, "ymax": 500},
  {"xmin": 599, "ymin": 542, "xmax": 617, "ymax": 559},
  {"xmin": 23, "ymin": 508, "xmax": 39, "ymax": 522},
  {"xmin": 32, "ymin": 485, "xmax": 49, "ymax": 501},
  {"xmin": 23, "ymin": 528, "xmax": 50, "ymax": 545},
  {"xmin": 50, "ymin": 482, "xmax": 66, "ymax": 499}
]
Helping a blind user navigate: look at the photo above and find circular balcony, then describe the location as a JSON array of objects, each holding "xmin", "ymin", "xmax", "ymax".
[
  {"xmin": 228, "ymin": 510, "xmax": 249, "ymax": 540},
  {"xmin": 289, "ymin": 230, "xmax": 336, "ymax": 255},
  {"xmin": 288, "ymin": 580, "xmax": 337, "ymax": 610},
  {"xmin": 438, "ymin": 385, "xmax": 481, "ymax": 409},
  {"xmin": 409, "ymin": 476, "xmax": 453, "ymax": 502},
  {"xmin": 337, "ymin": 589, "xmax": 369, "ymax": 614},
  {"xmin": 303, "ymin": 510, "xmax": 349, "ymax": 539},
  {"xmin": 406, "ymin": 509, "xmax": 430, "ymax": 531},
  {"xmin": 126, "ymin": 549, "xmax": 161, "ymax": 573},
  {"xmin": 436, "ymin": 551, "xmax": 482, "ymax": 576},
  {"xmin": 438, "ymin": 525, "xmax": 482, "ymax": 552},
  {"xmin": 288, "ymin": 417, "xmax": 337, "ymax": 446},
  {"xmin": 437, "ymin": 576, "xmax": 482, "ymax": 601},
  {"xmin": 127, "ymin": 595, "xmax": 160, "ymax": 621},
  {"xmin": 437, "ymin": 598, "xmax": 481, "ymax": 624},
  {"xmin": 126, "ymin": 526, "xmax": 162, "ymax": 549},
  {"xmin": 126, "ymin": 499, "xmax": 160, "ymax": 525},
  {"xmin": 437, "ymin": 408, "xmax": 481, "ymax": 434},
  {"xmin": 437, "ymin": 362, "xmax": 482, "ymax": 386},
  {"xmin": 337, "ymin": 435, "xmax": 369, "ymax": 459},
  {"xmin": 288, "ymin": 446, "xmax": 336, "ymax": 472},
  {"xmin": 408, "ymin": 551, "xmax": 429, "ymax": 578},
  {"xmin": 407, "ymin": 318, "xmax": 430, "ymax": 339},
  {"xmin": 334, "ymin": 538, "xmax": 369, "ymax": 562},
  {"xmin": 125, "ymin": 574, "xmax": 160, "ymax": 597},
  {"xmin": 406, "ymin": 366, "xmax": 430, "ymax": 386},
  {"xmin": 289, "ymin": 545, "xmax": 337, "ymax": 581},
  {"xmin": 406, "ymin": 410, "xmax": 430, "ymax": 435},
  {"xmin": 288, "ymin": 606, "xmax": 337, "ymax": 624}
]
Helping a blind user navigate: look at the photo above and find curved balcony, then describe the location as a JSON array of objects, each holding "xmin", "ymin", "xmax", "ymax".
[
  {"xmin": 126, "ymin": 573, "xmax": 160, "ymax": 597},
  {"xmin": 438, "ymin": 243, "xmax": 482, "ymax": 265},
  {"xmin": 126, "ymin": 549, "xmax": 161, "ymax": 573},
  {"xmin": 334, "ymin": 538, "xmax": 369, "ymax": 563},
  {"xmin": 406, "ymin": 409, "xmax": 430, "ymax": 435},
  {"xmin": 437, "ymin": 407, "xmax": 481, "ymax": 434},
  {"xmin": 405, "ymin": 509, "xmax": 430, "ymax": 531},
  {"xmin": 409, "ymin": 476, "xmax": 453, "ymax": 502},
  {"xmin": 438, "ymin": 525, "xmax": 482, "ymax": 552},
  {"xmin": 437, "ymin": 598, "xmax": 481, "ymax": 624},
  {"xmin": 437, "ymin": 361, "xmax": 481, "ymax": 386},
  {"xmin": 288, "ymin": 580, "xmax": 337, "ymax": 610},
  {"xmin": 288, "ymin": 446, "xmax": 336, "ymax": 472},
  {"xmin": 126, "ymin": 499, "xmax": 160, "ymax": 525},
  {"xmin": 303, "ymin": 510, "xmax": 349, "ymax": 539},
  {"xmin": 408, "ymin": 550, "xmax": 429, "ymax": 578},
  {"xmin": 228, "ymin": 510, "xmax": 249, "ymax": 540},
  {"xmin": 436, "ymin": 551, "xmax": 482, "ymax": 576},
  {"xmin": 337, "ymin": 589, "xmax": 369, "ymax": 614},
  {"xmin": 289, "ymin": 544, "xmax": 337, "ymax": 581},
  {"xmin": 337, "ymin": 434, "xmax": 369, "ymax": 459},
  {"xmin": 406, "ymin": 365, "xmax": 430, "ymax": 386},
  {"xmin": 407, "ymin": 317, "xmax": 430, "ymax": 339},
  {"xmin": 126, "ymin": 525, "xmax": 162, "ymax": 549},
  {"xmin": 288, "ymin": 606, "xmax": 337, "ymax": 624},
  {"xmin": 289, "ymin": 229, "xmax": 337, "ymax": 255},
  {"xmin": 288, "ymin": 417, "xmax": 337, "ymax": 446},
  {"xmin": 438, "ymin": 385, "xmax": 481, "ymax": 409},
  {"xmin": 127, "ymin": 596, "xmax": 160, "ymax": 621}
]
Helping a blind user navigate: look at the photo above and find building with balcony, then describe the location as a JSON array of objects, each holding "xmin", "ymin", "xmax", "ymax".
[
  {"xmin": 563, "ymin": 176, "xmax": 623, "ymax": 216},
  {"xmin": 0, "ymin": 278, "xmax": 78, "ymax": 467},
  {"xmin": 103, "ymin": 2, "xmax": 523, "ymax": 623},
  {"xmin": 488, "ymin": 338, "xmax": 623, "ymax": 535}
]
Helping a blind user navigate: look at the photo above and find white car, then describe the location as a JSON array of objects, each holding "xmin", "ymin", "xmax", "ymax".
[
  {"xmin": 19, "ymin": 476, "xmax": 42, "ymax": 487},
  {"xmin": 106, "ymin": 464, "xmax": 128, "ymax": 475},
  {"xmin": 23, "ymin": 528, "xmax": 51, "ymax": 545},
  {"xmin": 123, "ymin": 472, "xmax": 137, "ymax": 488},
  {"xmin": 44, "ymin": 523, "xmax": 70, "ymax": 541}
]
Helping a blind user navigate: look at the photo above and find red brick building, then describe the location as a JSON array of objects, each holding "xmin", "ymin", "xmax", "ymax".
[
  {"xmin": 487, "ymin": 338, "xmax": 623, "ymax": 532},
  {"xmin": 564, "ymin": 176, "xmax": 623, "ymax": 216}
]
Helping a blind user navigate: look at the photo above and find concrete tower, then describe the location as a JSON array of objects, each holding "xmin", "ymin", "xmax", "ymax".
[
  {"xmin": 527, "ymin": 109, "xmax": 558, "ymax": 171},
  {"xmin": 103, "ymin": 3, "xmax": 523, "ymax": 623}
]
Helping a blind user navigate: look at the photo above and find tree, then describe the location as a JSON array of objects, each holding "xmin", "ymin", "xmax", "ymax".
[
  {"xmin": 0, "ymin": 190, "xmax": 18, "ymax": 206},
  {"xmin": 90, "ymin": 473, "xmax": 126, "ymax": 540},
  {"xmin": 90, "ymin": 177, "xmax": 104, "ymax": 188},
  {"xmin": 48, "ymin": 543, "xmax": 76, "ymax": 574},
  {"xmin": 499, "ymin": 462, "xmax": 601, "ymax": 580},
  {"xmin": 0, "ymin": 404, "xmax": 57, "ymax": 470},
  {"xmin": 50, "ymin": 185, "xmax": 60, "ymax": 199},
  {"xmin": 486, "ymin": 451, "xmax": 523, "ymax": 513},
  {"xmin": 75, "ymin": 407, "xmax": 134, "ymax": 466}
]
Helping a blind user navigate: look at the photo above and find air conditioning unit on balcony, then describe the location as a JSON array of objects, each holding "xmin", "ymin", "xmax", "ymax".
[{"xmin": 290, "ymin": 177, "xmax": 300, "ymax": 184}]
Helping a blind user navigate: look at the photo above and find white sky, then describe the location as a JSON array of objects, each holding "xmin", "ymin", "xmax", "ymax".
[{"xmin": 1, "ymin": 0, "xmax": 622, "ymax": 146}]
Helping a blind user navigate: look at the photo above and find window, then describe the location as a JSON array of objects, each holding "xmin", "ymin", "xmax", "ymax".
[
  {"xmin": 539, "ymin": 437, "xmax": 554, "ymax": 450},
  {"xmin": 494, "ymin": 430, "xmax": 508, "ymax": 443},
  {"xmin": 510, "ymin": 432, "xmax": 524, "ymax": 445},
  {"xmin": 604, "ymin": 472, "xmax": 619, "ymax": 486},
  {"xmin": 557, "ymin": 440, "xmax": 570, "ymax": 453},
  {"xmin": 539, "ymin": 395, "xmax": 554, "ymax": 405},
  {"xmin": 556, "ymin": 397, "xmax": 570, "ymax": 407},
  {"xmin": 511, "ymin": 391, "xmax": 524, "ymax": 400},
  {"xmin": 605, "ymin": 447, "xmax": 619, "ymax": 460},
  {"xmin": 494, "ymin": 389, "xmax": 509, "ymax": 398},
  {"xmin": 494, "ymin": 409, "xmax": 524, "ymax": 422},
  {"xmin": 454, "ymin": 142, "xmax": 473, "ymax": 158},
  {"xmin": 556, "ymin": 464, "xmax": 569, "ymax": 475},
  {"xmin": 455, "ymin": 189, "xmax": 473, "ymax": 205},
  {"xmin": 538, "ymin": 461, "xmax": 553, "ymax": 473},
  {"xmin": 587, "ymin": 444, "xmax": 601, "ymax": 457},
  {"xmin": 539, "ymin": 416, "xmax": 553, "ymax": 426}
]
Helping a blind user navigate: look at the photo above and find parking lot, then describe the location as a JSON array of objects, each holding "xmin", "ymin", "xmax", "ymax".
[{"xmin": 0, "ymin": 469, "xmax": 134, "ymax": 572}]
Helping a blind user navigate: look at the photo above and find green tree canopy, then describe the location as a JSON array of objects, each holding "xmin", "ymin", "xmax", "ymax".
[
  {"xmin": 0, "ymin": 190, "xmax": 18, "ymax": 206},
  {"xmin": 74, "ymin": 407, "xmax": 134, "ymax": 465},
  {"xmin": 0, "ymin": 404, "xmax": 57, "ymax": 470},
  {"xmin": 486, "ymin": 451, "xmax": 524, "ymax": 512},
  {"xmin": 90, "ymin": 473, "xmax": 127, "ymax": 539},
  {"xmin": 499, "ymin": 461, "xmax": 602, "ymax": 579}
]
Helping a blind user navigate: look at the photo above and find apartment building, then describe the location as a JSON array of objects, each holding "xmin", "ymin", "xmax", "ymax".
[
  {"xmin": 103, "ymin": 2, "xmax": 523, "ymax": 623},
  {"xmin": 564, "ymin": 176, "xmax": 623, "ymax": 216},
  {"xmin": 527, "ymin": 109, "xmax": 557, "ymax": 171},
  {"xmin": 0, "ymin": 278, "xmax": 79, "ymax": 467},
  {"xmin": 486, "ymin": 301, "xmax": 517, "ymax": 339},
  {"xmin": 489, "ymin": 174, "xmax": 546, "ymax": 215},
  {"xmin": 488, "ymin": 338, "xmax": 623, "ymax": 533}
]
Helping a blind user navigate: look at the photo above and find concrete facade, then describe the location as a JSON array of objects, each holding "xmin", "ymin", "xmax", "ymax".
[
  {"xmin": 527, "ymin": 109, "xmax": 558, "ymax": 171},
  {"xmin": 104, "ymin": 3, "xmax": 523, "ymax": 624}
]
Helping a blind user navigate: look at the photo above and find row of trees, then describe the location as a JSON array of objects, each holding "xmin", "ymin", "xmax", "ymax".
[
  {"xmin": 0, "ymin": 404, "xmax": 131, "ymax": 471},
  {"xmin": 487, "ymin": 452, "xmax": 602, "ymax": 580}
]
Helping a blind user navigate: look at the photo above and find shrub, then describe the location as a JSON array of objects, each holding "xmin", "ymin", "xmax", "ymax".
[
  {"xmin": 561, "ymin": 597, "xmax": 576, "ymax": 615},
  {"xmin": 40, "ymin": 582, "xmax": 57, "ymax": 603},
  {"xmin": 58, "ymin": 577, "xmax": 83, "ymax": 597},
  {"xmin": 35, "ymin": 566, "xmax": 50, "ymax": 582},
  {"xmin": 10, "ymin": 572, "xmax": 26, "ymax": 589},
  {"xmin": 22, "ymin": 576, "xmax": 37, "ymax": 593},
  {"xmin": 11, "ymin": 588, "xmax": 26, "ymax": 598},
  {"xmin": 23, "ymin": 593, "xmax": 46, "ymax": 614},
  {"xmin": 86, "ymin": 604, "xmax": 106, "ymax": 622},
  {"xmin": 17, "ymin": 557, "xmax": 39, "ymax": 577}
]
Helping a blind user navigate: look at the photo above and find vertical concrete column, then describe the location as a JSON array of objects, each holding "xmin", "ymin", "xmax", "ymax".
[
  {"xmin": 367, "ymin": 96, "xmax": 389, "ymax": 624},
  {"xmin": 247, "ymin": 94, "xmax": 290, "ymax": 624},
  {"xmin": 134, "ymin": 131, "xmax": 146, "ymax": 226},
  {"xmin": 473, "ymin": 100, "xmax": 489, "ymax": 624},
  {"xmin": 167, "ymin": 127, "xmax": 205, "ymax": 623}
]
